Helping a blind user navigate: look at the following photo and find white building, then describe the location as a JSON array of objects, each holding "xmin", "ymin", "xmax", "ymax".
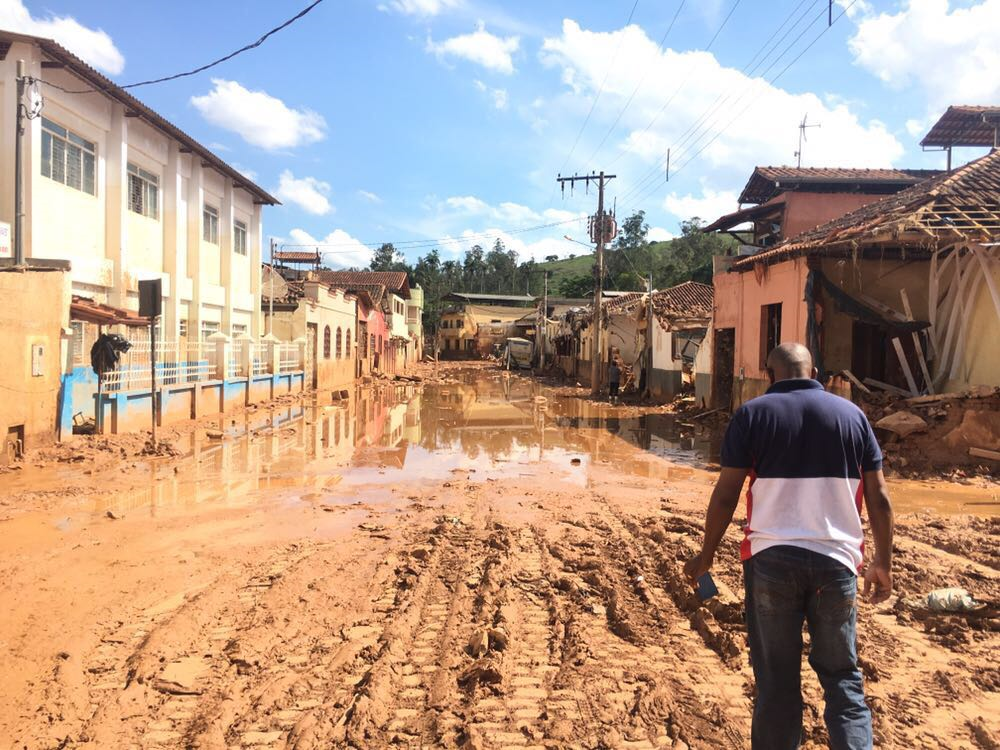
[{"xmin": 0, "ymin": 30, "xmax": 279, "ymax": 343}]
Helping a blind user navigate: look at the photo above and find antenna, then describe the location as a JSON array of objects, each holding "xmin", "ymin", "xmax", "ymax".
[{"xmin": 794, "ymin": 113, "xmax": 821, "ymax": 168}]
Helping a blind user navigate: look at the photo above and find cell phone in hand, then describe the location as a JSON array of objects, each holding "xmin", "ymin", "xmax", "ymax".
[{"xmin": 696, "ymin": 572, "xmax": 719, "ymax": 601}]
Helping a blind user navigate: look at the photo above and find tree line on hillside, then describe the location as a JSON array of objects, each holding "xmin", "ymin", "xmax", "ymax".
[{"xmin": 363, "ymin": 211, "xmax": 736, "ymax": 331}]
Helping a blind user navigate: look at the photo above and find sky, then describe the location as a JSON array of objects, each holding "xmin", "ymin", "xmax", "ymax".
[{"xmin": 5, "ymin": 0, "xmax": 1000, "ymax": 268}]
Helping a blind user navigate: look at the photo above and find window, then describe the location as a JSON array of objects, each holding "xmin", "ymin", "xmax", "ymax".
[
  {"xmin": 201, "ymin": 320, "xmax": 220, "ymax": 340},
  {"xmin": 179, "ymin": 319, "xmax": 189, "ymax": 338},
  {"xmin": 234, "ymin": 219, "xmax": 248, "ymax": 256},
  {"xmin": 127, "ymin": 163, "xmax": 159, "ymax": 219},
  {"xmin": 203, "ymin": 204, "xmax": 219, "ymax": 244},
  {"xmin": 760, "ymin": 303, "xmax": 783, "ymax": 368},
  {"xmin": 346, "ymin": 329, "xmax": 352, "ymax": 356},
  {"xmin": 41, "ymin": 117, "xmax": 96, "ymax": 195},
  {"xmin": 70, "ymin": 321, "xmax": 85, "ymax": 365},
  {"xmin": 335, "ymin": 327, "xmax": 343, "ymax": 359},
  {"xmin": 370, "ymin": 334, "xmax": 375, "ymax": 356},
  {"xmin": 323, "ymin": 326, "xmax": 331, "ymax": 359},
  {"xmin": 232, "ymin": 323, "xmax": 248, "ymax": 336}
]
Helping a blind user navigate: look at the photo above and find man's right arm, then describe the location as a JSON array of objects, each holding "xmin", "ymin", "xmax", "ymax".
[{"xmin": 862, "ymin": 468, "xmax": 894, "ymax": 603}]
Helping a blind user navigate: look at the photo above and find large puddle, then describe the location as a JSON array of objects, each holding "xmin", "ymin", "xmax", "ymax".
[{"xmin": 6, "ymin": 369, "xmax": 994, "ymax": 519}]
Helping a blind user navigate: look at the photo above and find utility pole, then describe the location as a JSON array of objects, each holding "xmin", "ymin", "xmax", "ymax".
[
  {"xmin": 556, "ymin": 171, "xmax": 616, "ymax": 396},
  {"xmin": 644, "ymin": 271, "xmax": 653, "ymax": 398},
  {"xmin": 538, "ymin": 270, "xmax": 549, "ymax": 371},
  {"xmin": 14, "ymin": 60, "xmax": 27, "ymax": 265}
]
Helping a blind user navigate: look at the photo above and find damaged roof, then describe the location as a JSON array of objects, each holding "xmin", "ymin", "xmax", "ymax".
[
  {"xmin": 920, "ymin": 105, "xmax": 1000, "ymax": 148},
  {"xmin": 730, "ymin": 148, "xmax": 1000, "ymax": 271},
  {"xmin": 702, "ymin": 197, "xmax": 785, "ymax": 233},
  {"xmin": 738, "ymin": 166, "xmax": 941, "ymax": 205},
  {"xmin": 601, "ymin": 282, "xmax": 714, "ymax": 324}
]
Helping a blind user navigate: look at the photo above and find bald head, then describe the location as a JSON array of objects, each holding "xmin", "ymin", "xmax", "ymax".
[{"xmin": 766, "ymin": 343, "xmax": 815, "ymax": 381}]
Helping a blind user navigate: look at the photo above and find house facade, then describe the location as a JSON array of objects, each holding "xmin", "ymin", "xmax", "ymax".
[{"xmin": 0, "ymin": 31, "xmax": 278, "ymax": 344}]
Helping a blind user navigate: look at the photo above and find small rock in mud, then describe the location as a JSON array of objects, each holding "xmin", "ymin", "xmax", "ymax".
[
  {"xmin": 457, "ymin": 660, "xmax": 502, "ymax": 691},
  {"xmin": 570, "ymin": 458, "xmax": 582, "ymax": 466},
  {"xmin": 467, "ymin": 629, "xmax": 489, "ymax": 657},
  {"xmin": 105, "ymin": 510, "xmax": 121, "ymax": 520},
  {"xmin": 487, "ymin": 628, "xmax": 508, "ymax": 651},
  {"xmin": 410, "ymin": 546, "xmax": 430, "ymax": 561}
]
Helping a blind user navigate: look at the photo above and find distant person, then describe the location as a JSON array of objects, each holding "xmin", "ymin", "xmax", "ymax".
[
  {"xmin": 608, "ymin": 359, "xmax": 621, "ymax": 403},
  {"xmin": 684, "ymin": 342, "xmax": 893, "ymax": 750}
]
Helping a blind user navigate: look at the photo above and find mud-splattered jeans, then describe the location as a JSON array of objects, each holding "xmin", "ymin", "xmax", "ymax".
[{"xmin": 743, "ymin": 545, "xmax": 872, "ymax": 750}]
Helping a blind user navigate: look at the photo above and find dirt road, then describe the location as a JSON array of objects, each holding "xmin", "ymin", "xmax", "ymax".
[{"xmin": 1, "ymin": 364, "xmax": 997, "ymax": 749}]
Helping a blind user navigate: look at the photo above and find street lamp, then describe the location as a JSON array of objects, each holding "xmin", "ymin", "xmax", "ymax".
[{"xmin": 563, "ymin": 235, "xmax": 592, "ymax": 248}]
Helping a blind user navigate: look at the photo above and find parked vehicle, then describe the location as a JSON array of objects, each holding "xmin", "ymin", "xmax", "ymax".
[{"xmin": 505, "ymin": 337, "xmax": 534, "ymax": 369}]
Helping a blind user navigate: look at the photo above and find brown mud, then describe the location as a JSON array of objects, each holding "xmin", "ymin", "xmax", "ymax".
[{"xmin": 0, "ymin": 362, "xmax": 997, "ymax": 749}]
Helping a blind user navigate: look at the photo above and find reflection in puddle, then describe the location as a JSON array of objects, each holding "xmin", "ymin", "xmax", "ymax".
[{"xmin": 29, "ymin": 369, "xmax": 987, "ymax": 519}]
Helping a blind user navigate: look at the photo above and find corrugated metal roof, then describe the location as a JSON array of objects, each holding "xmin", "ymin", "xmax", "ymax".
[
  {"xmin": 442, "ymin": 291, "xmax": 536, "ymax": 303},
  {"xmin": 921, "ymin": 105, "xmax": 1000, "ymax": 148},
  {"xmin": 0, "ymin": 30, "xmax": 280, "ymax": 206},
  {"xmin": 738, "ymin": 166, "xmax": 941, "ymax": 205},
  {"xmin": 730, "ymin": 148, "xmax": 1000, "ymax": 271}
]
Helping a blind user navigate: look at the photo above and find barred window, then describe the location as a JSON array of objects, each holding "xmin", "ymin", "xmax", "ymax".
[
  {"xmin": 335, "ymin": 327, "xmax": 343, "ymax": 359},
  {"xmin": 179, "ymin": 319, "xmax": 189, "ymax": 338},
  {"xmin": 203, "ymin": 204, "xmax": 219, "ymax": 244},
  {"xmin": 201, "ymin": 320, "xmax": 220, "ymax": 340},
  {"xmin": 346, "ymin": 329, "xmax": 351, "ymax": 356},
  {"xmin": 234, "ymin": 219, "xmax": 248, "ymax": 256},
  {"xmin": 41, "ymin": 117, "xmax": 96, "ymax": 195},
  {"xmin": 323, "ymin": 326, "xmax": 331, "ymax": 359},
  {"xmin": 127, "ymin": 163, "xmax": 159, "ymax": 219}
]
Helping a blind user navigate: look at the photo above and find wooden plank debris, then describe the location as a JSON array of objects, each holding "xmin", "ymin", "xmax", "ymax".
[
  {"xmin": 890, "ymin": 338, "xmax": 919, "ymax": 396},
  {"xmin": 863, "ymin": 378, "xmax": 911, "ymax": 397},
  {"xmin": 900, "ymin": 289, "xmax": 934, "ymax": 394},
  {"xmin": 969, "ymin": 447, "xmax": 1000, "ymax": 462},
  {"xmin": 840, "ymin": 370, "xmax": 871, "ymax": 394}
]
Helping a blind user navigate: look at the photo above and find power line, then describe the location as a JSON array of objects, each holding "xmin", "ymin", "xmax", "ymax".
[
  {"xmin": 583, "ymin": 0, "xmax": 687, "ymax": 166},
  {"xmin": 553, "ymin": 0, "xmax": 641, "ymax": 183},
  {"xmin": 617, "ymin": 0, "xmax": 818, "ymax": 206},
  {"xmin": 621, "ymin": 0, "xmax": 858, "ymax": 215},
  {"xmin": 279, "ymin": 216, "xmax": 588, "ymax": 252},
  {"xmin": 37, "ymin": 0, "xmax": 325, "ymax": 95}
]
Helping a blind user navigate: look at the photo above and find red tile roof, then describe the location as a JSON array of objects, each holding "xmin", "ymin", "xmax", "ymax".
[
  {"xmin": 70, "ymin": 295, "xmax": 149, "ymax": 327},
  {"xmin": 730, "ymin": 148, "xmax": 1000, "ymax": 271},
  {"xmin": 921, "ymin": 105, "xmax": 1000, "ymax": 148},
  {"xmin": 273, "ymin": 250, "xmax": 321, "ymax": 264},
  {"xmin": 313, "ymin": 270, "xmax": 410, "ymax": 298},
  {"xmin": 653, "ymin": 281, "xmax": 714, "ymax": 318},
  {"xmin": 739, "ymin": 166, "xmax": 942, "ymax": 205}
]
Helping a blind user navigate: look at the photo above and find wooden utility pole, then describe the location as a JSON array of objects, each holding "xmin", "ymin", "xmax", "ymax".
[{"xmin": 556, "ymin": 171, "xmax": 616, "ymax": 396}]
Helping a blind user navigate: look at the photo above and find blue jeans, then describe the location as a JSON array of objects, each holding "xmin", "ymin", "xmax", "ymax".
[{"xmin": 743, "ymin": 545, "xmax": 872, "ymax": 750}]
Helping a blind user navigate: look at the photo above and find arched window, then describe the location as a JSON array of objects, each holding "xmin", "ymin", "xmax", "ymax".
[
  {"xmin": 323, "ymin": 326, "xmax": 331, "ymax": 359},
  {"xmin": 346, "ymin": 329, "xmax": 352, "ymax": 358},
  {"xmin": 335, "ymin": 327, "xmax": 342, "ymax": 359}
]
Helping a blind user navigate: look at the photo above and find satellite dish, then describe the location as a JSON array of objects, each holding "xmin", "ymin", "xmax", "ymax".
[{"xmin": 261, "ymin": 265, "xmax": 288, "ymax": 301}]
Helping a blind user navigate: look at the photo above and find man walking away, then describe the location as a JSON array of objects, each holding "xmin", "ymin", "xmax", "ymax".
[
  {"xmin": 684, "ymin": 343, "xmax": 894, "ymax": 750},
  {"xmin": 608, "ymin": 359, "xmax": 621, "ymax": 403}
]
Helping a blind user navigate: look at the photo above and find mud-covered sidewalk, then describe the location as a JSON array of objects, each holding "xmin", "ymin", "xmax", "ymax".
[{"xmin": 0, "ymin": 363, "xmax": 997, "ymax": 749}]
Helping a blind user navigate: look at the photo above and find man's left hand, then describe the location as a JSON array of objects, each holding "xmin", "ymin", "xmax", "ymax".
[{"xmin": 683, "ymin": 551, "xmax": 712, "ymax": 586}]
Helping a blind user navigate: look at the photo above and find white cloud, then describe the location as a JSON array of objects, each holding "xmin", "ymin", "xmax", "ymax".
[
  {"xmin": 663, "ymin": 187, "xmax": 740, "ymax": 223},
  {"xmin": 0, "ymin": 0, "xmax": 124, "ymax": 74},
  {"xmin": 539, "ymin": 19, "xmax": 904, "ymax": 201},
  {"xmin": 847, "ymin": 0, "xmax": 1000, "ymax": 111},
  {"xmin": 648, "ymin": 226, "xmax": 676, "ymax": 242},
  {"xmin": 275, "ymin": 171, "xmax": 333, "ymax": 215},
  {"xmin": 358, "ymin": 190, "xmax": 382, "ymax": 203},
  {"xmin": 491, "ymin": 88, "xmax": 508, "ymax": 110},
  {"xmin": 233, "ymin": 164, "xmax": 258, "ymax": 182},
  {"xmin": 445, "ymin": 195, "xmax": 489, "ymax": 212},
  {"xmin": 380, "ymin": 0, "xmax": 461, "ymax": 16},
  {"xmin": 288, "ymin": 228, "xmax": 372, "ymax": 269},
  {"xmin": 473, "ymin": 79, "xmax": 487, "ymax": 92},
  {"xmin": 191, "ymin": 80, "xmax": 326, "ymax": 150},
  {"xmin": 427, "ymin": 22, "xmax": 519, "ymax": 74},
  {"xmin": 905, "ymin": 118, "xmax": 927, "ymax": 138},
  {"xmin": 835, "ymin": 0, "xmax": 874, "ymax": 19}
]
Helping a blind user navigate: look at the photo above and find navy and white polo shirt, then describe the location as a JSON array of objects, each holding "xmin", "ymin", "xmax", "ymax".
[{"xmin": 721, "ymin": 378, "xmax": 883, "ymax": 573}]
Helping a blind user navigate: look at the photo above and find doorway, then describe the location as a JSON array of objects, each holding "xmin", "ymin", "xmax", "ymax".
[
  {"xmin": 307, "ymin": 322, "xmax": 318, "ymax": 389},
  {"xmin": 713, "ymin": 328, "xmax": 735, "ymax": 411}
]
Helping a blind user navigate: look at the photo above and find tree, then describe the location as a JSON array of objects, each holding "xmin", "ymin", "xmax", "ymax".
[
  {"xmin": 606, "ymin": 210, "xmax": 652, "ymax": 291},
  {"xmin": 544, "ymin": 254, "xmax": 558, "ymax": 263},
  {"xmin": 558, "ymin": 272, "xmax": 594, "ymax": 299},
  {"xmin": 653, "ymin": 217, "xmax": 736, "ymax": 288},
  {"xmin": 369, "ymin": 243, "xmax": 409, "ymax": 273}
]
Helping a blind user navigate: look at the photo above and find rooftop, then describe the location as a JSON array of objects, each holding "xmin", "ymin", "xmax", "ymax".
[
  {"xmin": 442, "ymin": 292, "xmax": 536, "ymax": 304},
  {"xmin": 0, "ymin": 30, "xmax": 279, "ymax": 206},
  {"xmin": 738, "ymin": 166, "xmax": 942, "ymax": 205},
  {"xmin": 730, "ymin": 148, "xmax": 1000, "ymax": 271},
  {"xmin": 920, "ymin": 105, "xmax": 1000, "ymax": 148},
  {"xmin": 313, "ymin": 270, "xmax": 410, "ymax": 299},
  {"xmin": 273, "ymin": 250, "xmax": 321, "ymax": 265}
]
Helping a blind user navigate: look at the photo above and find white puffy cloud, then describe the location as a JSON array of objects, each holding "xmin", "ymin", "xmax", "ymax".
[
  {"xmin": 275, "ymin": 171, "xmax": 333, "ymax": 215},
  {"xmin": 648, "ymin": 226, "xmax": 675, "ymax": 242},
  {"xmin": 663, "ymin": 187, "xmax": 740, "ymax": 223},
  {"xmin": 445, "ymin": 195, "xmax": 489, "ymax": 213},
  {"xmin": 191, "ymin": 80, "xmax": 326, "ymax": 150},
  {"xmin": 0, "ymin": 0, "xmax": 124, "ymax": 74},
  {"xmin": 379, "ymin": 0, "xmax": 461, "ymax": 16},
  {"xmin": 288, "ymin": 228, "xmax": 372, "ymax": 269},
  {"xmin": 847, "ymin": 0, "xmax": 1000, "ymax": 111},
  {"xmin": 474, "ymin": 80, "xmax": 509, "ymax": 109},
  {"xmin": 427, "ymin": 23, "xmax": 519, "ymax": 74},
  {"xmin": 539, "ymin": 19, "xmax": 904, "ymax": 201},
  {"xmin": 358, "ymin": 190, "xmax": 382, "ymax": 203}
]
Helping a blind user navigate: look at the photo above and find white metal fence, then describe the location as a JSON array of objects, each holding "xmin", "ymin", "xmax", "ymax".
[{"xmin": 278, "ymin": 343, "xmax": 301, "ymax": 374}]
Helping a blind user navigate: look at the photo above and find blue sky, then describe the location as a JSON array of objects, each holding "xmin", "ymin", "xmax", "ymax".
[{"xmin": 7, "ymin": 0, "xmax": 1000, "ymax": 267}]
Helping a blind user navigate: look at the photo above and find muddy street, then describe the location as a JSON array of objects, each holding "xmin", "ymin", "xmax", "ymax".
[{"xmin": 0, "ymin": 363, "xmax": 997, "ymax": 749}]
